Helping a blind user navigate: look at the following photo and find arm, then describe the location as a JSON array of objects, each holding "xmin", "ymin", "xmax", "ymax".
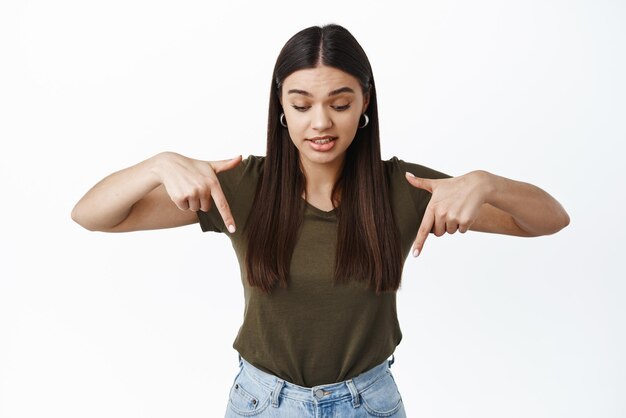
[
  {"xmin": 469, "ymin": 170, "xmax": 570, "ymax": 237},
  {"xmin": 71, "ymin": 152, "xmax": 242, "ymax": 233},
  {"xmin": 404, "ymin": 170, "xmax": 570, "ymax": 256}
]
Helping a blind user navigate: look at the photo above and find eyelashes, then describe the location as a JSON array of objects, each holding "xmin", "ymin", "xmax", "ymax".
[{"xmin": 291, "ymin": 104, "xmax": 351, "ymax": 112}]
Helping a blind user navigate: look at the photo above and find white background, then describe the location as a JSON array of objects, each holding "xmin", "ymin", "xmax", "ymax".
[{"xmin": 1, "ymin": 1, "xmax": 624, "ymax": 417}]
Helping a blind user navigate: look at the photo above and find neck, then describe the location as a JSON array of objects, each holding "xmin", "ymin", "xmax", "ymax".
[{"xmin": 300, "ymin": 157, "xmax": 345, "ymax": 201}]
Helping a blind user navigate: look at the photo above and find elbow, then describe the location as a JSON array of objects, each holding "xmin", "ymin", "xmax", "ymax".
[
  {"xmin": 539, "ymin": 200, "xmax": 570, "ymax": 236},
  {"xmin": 551, "ymin": 200, "xmax": 571, "ymax": 233},
  {"xmin": 557, "ymin": 209, "xmax": 571, "ymax": 232},
  {"xmin": 70, "ymin": 207, "xmax": 86, "ymax": 230},
  {"xmin": 71, "ymin": 204, "xmax": 127, "ymax": 233},
  {"xmin": 70, "ymin": 204, "xmax": 80, "ymax": 225},
  {"xmin": 544, "ymin": 208, "xmax": 571, "ymax": 236},
  {"xmin": 516, "ymin": 208, "xmax": 570, "ymax": 237},
  {"xmin": 71, "ymin": 204, "xmax": 98, "ymax": 231}
]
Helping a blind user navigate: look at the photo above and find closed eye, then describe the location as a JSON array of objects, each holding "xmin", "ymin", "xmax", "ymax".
[{"xmin": 291, "ymin": 104, "xmax": 351, "ymax": 112}]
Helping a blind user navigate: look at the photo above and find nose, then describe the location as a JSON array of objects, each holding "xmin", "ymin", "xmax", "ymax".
[{"xmin": 311, "ymin": 105, "xmax": 332, "ymax": 131}]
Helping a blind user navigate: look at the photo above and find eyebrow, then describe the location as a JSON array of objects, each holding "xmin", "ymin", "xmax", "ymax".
[{"xmin": 287, "ymin": 86, "xmax": 355, "ymax": 97}]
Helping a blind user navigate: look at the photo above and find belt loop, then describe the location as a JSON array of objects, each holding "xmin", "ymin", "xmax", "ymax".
[
  {"xmin": 271, "ymin": 379, "xmax": 285, "ymax": 407},
  {"xmin": 345, "ymin": 379, "xmax": 360, "ymax": 408},
  {"xmin": 387, "ymin": 354, "xmax": 395, "ymax": 368}
]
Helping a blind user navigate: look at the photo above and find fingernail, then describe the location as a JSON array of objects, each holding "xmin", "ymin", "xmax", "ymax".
[
  {"xmin": 228, "ymin": 224, "xmax": 236, "ymax": 233},
  {"xmin": 406, "ymin": 172, "xmax": 415, "ymax": 178},
  {"xmin": 413, "ymin": 248, "xmax": 420, "ymax": 258}
]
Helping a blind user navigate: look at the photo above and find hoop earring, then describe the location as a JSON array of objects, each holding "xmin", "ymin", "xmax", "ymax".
[
  {"xmin": 358, "ymin": 113, "xmax": 369, "ymax": 128},
  {"xmin": 280, "ymin": 113, "xmax": 288, "ymax": 128}
]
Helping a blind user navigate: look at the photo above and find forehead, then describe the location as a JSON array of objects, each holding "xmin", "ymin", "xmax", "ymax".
[{"xmin": 282, "ymin": 66, "xmax": 361, "ymax": 95}]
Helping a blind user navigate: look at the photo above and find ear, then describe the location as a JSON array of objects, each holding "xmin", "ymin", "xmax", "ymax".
[{"xmin": 362, "ymin": 92, "xmax": 370, "ymax": 113}]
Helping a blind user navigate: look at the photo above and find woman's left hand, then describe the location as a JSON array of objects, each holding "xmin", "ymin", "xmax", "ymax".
[{"xmin": 404, "ymin": 170, "xmax": 491, "ymax": 257}]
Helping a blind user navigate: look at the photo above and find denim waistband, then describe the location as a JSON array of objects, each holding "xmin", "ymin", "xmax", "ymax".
[{"xmin": 236, "ymin": 354, "xmax": 395, "ymax": 406}]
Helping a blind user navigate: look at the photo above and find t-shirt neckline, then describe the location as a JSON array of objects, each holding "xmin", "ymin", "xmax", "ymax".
[{"xmin": 303, "ymin": 198, "xmax": 338, "ymax": 217}]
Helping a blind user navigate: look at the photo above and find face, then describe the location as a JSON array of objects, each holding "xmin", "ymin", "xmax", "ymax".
[{"xmin": 280, "ymin": 65, "xmax": 369, "ymax": 173}]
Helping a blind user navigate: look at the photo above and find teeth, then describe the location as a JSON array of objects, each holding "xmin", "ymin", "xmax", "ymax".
[{"xmin": 313, "ymin": 138, "xmax": 333, "ymax": 144}]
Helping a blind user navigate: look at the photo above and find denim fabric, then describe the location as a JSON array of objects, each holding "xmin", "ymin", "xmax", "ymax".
[{"xmin": 224, "ymin": 354, "xmax": 406, "ymax": 417}]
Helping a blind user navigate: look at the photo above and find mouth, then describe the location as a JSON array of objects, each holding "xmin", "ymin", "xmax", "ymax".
[{"xmin": 307, "ymin": 136, "xmax": 337, "ymax": 145}]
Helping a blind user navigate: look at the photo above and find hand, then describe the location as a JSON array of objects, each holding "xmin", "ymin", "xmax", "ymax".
[
  {"xmin": 405, "ymin": 170, "xmax": 490, "ymax": 257},
  {"xmin": 153, "ymin": 152, "xmax": 242, "ymax": 233}
]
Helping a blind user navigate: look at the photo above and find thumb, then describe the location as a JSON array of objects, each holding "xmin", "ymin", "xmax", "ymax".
[
  {"xmin": 405, "ymin": 172, "xmax": 434, "ymax": 192},
  {"xmin": 210, "ymin": 155, "xmax": 243, "ymax": 173}
]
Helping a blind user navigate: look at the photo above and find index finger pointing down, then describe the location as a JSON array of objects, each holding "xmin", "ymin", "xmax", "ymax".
[
  {"xmin": 413, "ymin": 205, "xmax": 435, "ymax": 257},
  {"xmin": 210, "ymin": 182, "xmax": 236, "ymax": 234}
]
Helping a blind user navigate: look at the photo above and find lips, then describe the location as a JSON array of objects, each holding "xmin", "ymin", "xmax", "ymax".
[
  {"xmin": 307, "ymin": 136, "xmax": 338, "ymax": 152},
  {"xmin": 307, "ymin": 135, "xmax": 337, "ymax": 144}
]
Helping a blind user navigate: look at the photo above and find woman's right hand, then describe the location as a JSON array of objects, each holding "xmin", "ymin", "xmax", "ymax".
[
  {"xmin": 71, "ymin": 152, "xmax": 243, "ymax": 233},
  {"xmin": 153, "ymin": 152, "xmax": 242, "ymax": 232}
]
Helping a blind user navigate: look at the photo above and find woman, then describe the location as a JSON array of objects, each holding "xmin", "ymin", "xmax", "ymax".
[{"xmin": 72, "ymin": 24, "xmax": 569, "ymax": 418}]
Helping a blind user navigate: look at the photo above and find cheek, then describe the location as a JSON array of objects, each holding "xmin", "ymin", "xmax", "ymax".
[
  {"xmin": 285, "ymin": 115, "xmax": 308, "ymax": 144},
  {"xmin": 290, "ymin": 112, "xmax": 308, "ymax": 125},
  {"xmin": 286, "ymin": 115, "xmax": 308, "ymax": 135},
  {"xmin": 339, "ymin": 112, "xmax": 361, "ymax": 132}
]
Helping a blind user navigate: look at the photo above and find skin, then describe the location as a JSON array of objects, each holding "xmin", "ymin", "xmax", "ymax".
[{"xmin": 71, "ymin": 64, "xmax": 570, "ymax": 257}]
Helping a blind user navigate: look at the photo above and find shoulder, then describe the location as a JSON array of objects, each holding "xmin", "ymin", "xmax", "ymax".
[
  {"xmin": 231, "ymin": 154, "xmax": 265, "ymax": 174},
  {"xmin": 215, "ymin": 154, "xmax": 265, "ymax": 189},
  {"xmin": 241, "ymin": 155, "xmax": 265, "ymax": 176},
  {"xmin": 382, "ymin": 156, "xmax": 452, "ymax": 180},
  {"xmin": 242, "ymin": 154, "xmax": 265, "ymax": 168},
  {"xmin": 382, "ymin": 156, "xmax": 453, "ymax": 214},
  {"xmin": 196, "ymin": 155, "xmax": 265, "ymax": 233}
]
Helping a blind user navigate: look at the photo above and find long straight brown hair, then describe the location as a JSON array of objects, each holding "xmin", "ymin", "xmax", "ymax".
[{"xmin": 244, "ymin": 24, "xmax": 402, "ymax": 295}]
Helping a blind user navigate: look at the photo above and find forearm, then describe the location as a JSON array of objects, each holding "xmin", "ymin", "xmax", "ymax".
[
  {"xmin": 71, "ymin": 155, "xmax": 162, "ymax": 231},
  {"xmin": 482, "ymin": 171, "xmax": 570, "ymax": 236}
]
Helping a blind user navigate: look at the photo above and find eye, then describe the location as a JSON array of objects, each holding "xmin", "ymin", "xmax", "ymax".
[{"xmin": 290, "ymin": 104, "xmax": 351, "ymax": 112}]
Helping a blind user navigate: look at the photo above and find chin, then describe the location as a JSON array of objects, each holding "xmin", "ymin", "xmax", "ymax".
[{"xmin": 303, "ymin": 152, "xmax": 344, "ymax": 165}]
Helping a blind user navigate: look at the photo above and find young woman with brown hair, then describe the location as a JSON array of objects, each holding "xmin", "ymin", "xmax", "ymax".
[{"xmin": 72, "ymin": 23, "xmax": 569, "ymax": 418}]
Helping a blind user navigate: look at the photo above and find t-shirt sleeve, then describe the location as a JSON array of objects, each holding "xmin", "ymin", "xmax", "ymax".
[
  {"xmin": 392, "ymin": 157, "xmax": 453, "ymax": 215},
  {"xmin": 196, "ymin": 155, "xmax": 264, "ymax": 233}
]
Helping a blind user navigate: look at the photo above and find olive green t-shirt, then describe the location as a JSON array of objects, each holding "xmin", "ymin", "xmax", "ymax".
[{"xmin": 197, "ymin": 155, "xmax": 450, "ymax": 387}]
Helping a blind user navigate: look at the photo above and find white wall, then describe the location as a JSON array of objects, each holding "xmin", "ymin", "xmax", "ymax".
[{"xmin": 1, "ymin": 1, "xmax": 624, "ymax": 417}]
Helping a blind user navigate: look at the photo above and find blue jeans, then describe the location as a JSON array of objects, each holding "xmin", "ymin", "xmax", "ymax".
[{"xmin": 224, "ymin": 353, "xmax": 406, "ymax": 417}]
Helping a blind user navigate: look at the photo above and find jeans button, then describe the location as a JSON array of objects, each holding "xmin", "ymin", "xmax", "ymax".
[{"xmin": 315, "ymin": 389, "xmax": 324, "ymax": 398}]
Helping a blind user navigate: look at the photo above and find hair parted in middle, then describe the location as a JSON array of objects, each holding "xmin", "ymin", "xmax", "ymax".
[{"xmin": 244, "ymin": 23, "xmax": 403, "ymax": 295}]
